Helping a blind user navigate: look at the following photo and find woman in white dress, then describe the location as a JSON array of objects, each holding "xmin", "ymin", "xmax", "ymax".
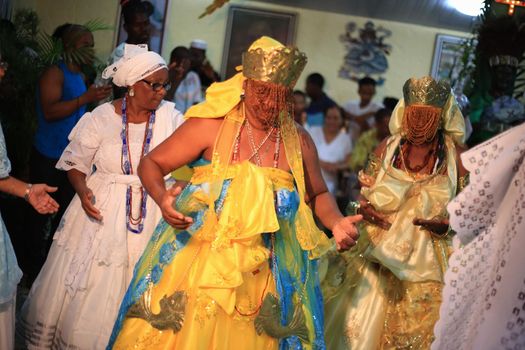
[
  {"xmin": 0, "ymin": 57, "xmax": 59, "ymax": 350},
  {"xmin": 18, "ymin": 44, "xmax": 184, "ymax": 349},
  {"xmin": 309, "ymin": 105, "xmax": 352, "ymax": 194}
]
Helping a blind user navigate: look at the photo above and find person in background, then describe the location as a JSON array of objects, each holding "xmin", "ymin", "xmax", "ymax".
[
  {"xmin": 18, "ymin": 44, "xmax": 184, "ymax": 350},
  {"xmin": 293, "ymin": 89, "xmax": 307, "ymax": 126},
  {"xmin": 349, "ymin": 107, "xmax": 392, "ymax": 172},
  {"xmin": 166, "ymin": 46, "xmax": 202, "ymax": 114},
  {"xmin": 108, "ymin": 0, "xmax": 154, "ymax": 99},
  {"xmin": 343, "ymin": 77, "xmax": 383, "ymax": 133},
  {"xmin": 343, "ymin": 108, "xmax": 392, "ymax": 202},
  {"xmin": 382, "ymin": 96, "xmax": 399, "ymax": 112},
  {"xmin": 108, "ymin": 0, "xmax": 153, "ymax": 65},
  {"xmin": 27, "ymin": 24, "xmax": 111, "ymax": 283},
  {"xmin": 309, "ymin": 105, "xmax": 352, "ymax": 195},
  {"xmin": 0, "ymin": 54, "xmax": 59, "ymax": 350},
  {"xmin": 305, "ymin": 72, "xmax": 337, "ymax": 127},
  {"xmin": 189, "ymin": 39, "xmax": 220, "ymax": 91}
]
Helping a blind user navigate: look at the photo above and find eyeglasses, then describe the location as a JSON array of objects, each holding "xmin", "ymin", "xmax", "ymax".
[{"xmin": 141, "ymin": 79, "xmax": 171, "ymax": 92}]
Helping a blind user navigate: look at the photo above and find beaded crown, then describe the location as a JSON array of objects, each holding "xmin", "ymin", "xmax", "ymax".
[
  {"xmin": 403, "ymin": 76, "xmax": 450, "ymax": 108},
  {"xmin": 242, "ymin": 36, "xmax": 307, "ymax": 88}
]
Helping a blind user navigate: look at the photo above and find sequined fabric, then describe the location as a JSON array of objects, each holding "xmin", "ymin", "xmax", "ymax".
[{"xmin": 433, "ymin": 122, "xmax": 525, "ymax": 350}]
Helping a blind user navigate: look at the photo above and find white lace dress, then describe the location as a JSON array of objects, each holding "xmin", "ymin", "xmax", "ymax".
[
  {"xmin": 18, "ymin": 101, "xmax": 184, "ymax": 349},
  {"xmin": 432, "ymin": 122, "xmax": 525, "ymax": 349},
  {"xmin": 0, "ymin": 124, "xmax": 23, "ymax": 350}
]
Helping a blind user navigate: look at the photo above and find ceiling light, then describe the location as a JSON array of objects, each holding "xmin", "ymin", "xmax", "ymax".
[{"xmin": 448, "ymin": 0, "xmax": 484, "ymax": 16}]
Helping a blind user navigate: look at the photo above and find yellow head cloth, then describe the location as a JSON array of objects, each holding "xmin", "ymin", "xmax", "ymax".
[
  {"xmin": 186, "ymin": 36, "xmax": 306, "ymax": 119},
  {"xmin": 184, "ymin": 37, "xmax": 329, "ymax": 258},
  {"xmin": 389, "ymin": 78, "xmax": 466, "ymax": 145}
]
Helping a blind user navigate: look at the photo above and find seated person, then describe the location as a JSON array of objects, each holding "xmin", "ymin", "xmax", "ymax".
[
  {"xmin": 293, "ymin": 90, "xmax": 307, "ymax": 127},
  {"xmin": 309, "ymin": 105, "xmax": 352, "ymax": 195},
  {"xmin": 343, "ymin": 77, "xmax": 383, "ymax": 134},
  {"xmin": 349, "ymin": 107, "xmax": 392, "ymax": 172},
  {"xmin": 305, "ymin": 72, "xmax": 336, "ymax": 126}
]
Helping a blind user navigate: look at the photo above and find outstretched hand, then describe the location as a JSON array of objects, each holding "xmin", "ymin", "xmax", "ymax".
[
  {"xmin": 160, "ymin": 185, "xmax": 193, "ymax": 229},
  {"xmin": 332, "ymin": 215, "xmax": 363, "ymax": 252},
  {"xmin": 413, "ymin": 217, "xmax": 449, "ymax": 236},
  {"xmin": 28, "ymin": 184, "xmax": 59, "ymax": 214}
]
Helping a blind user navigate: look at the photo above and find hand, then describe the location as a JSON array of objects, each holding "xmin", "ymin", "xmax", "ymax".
[
  {"xmin": 332, "ymin": 215, "xmax": 362, "ymax": 252},
  {"xmin": 28, "ymin": 184, "xmax": 59, "ymax": 214},
  {"xmin": 359, "ymin": 200, "xmax": 391, "ymax": 230},
  {"xmin": 160, "ymin": 185, "xmax": 193, "ymax": 229},
  {"xmin": 201, "ymin": 61, "xmax": 218, "ymax": 81},
  {"xmin": 79, "ymin": 186, "xmax": 102, "ymax": 221},
  {"xmin": 413, "ymin": 217, "xmax": 449, "ymax": 236},
  {"xmin": 83, "ymin": 84, "xmax": 112, "ymax": 104}
]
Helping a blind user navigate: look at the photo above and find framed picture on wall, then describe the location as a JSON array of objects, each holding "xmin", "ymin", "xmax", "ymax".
[
  {"xmin": 115, "ymin": 0, "xmax": 169, "ymax": 53},
  {"xmin": 430, "ymin": 34, "xmax": 470, "ymax": 83},
  {"xmin": 221, "ymin": 6, "xmax": 297, "ymax": 79}
]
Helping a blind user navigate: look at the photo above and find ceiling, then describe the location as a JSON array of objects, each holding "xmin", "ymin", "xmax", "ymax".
[{"xmin": 246, "ymin": 0, "xmax": 477, "ymax": 32}]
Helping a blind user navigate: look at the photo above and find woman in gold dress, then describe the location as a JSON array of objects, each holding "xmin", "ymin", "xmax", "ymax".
[
  {"xmin": 106, "ymin": 36, "xmax": 361, "ymax": 350},
  {"xmin": 323, "ymin": 77, "xmax": 469, "ymax": 350}
]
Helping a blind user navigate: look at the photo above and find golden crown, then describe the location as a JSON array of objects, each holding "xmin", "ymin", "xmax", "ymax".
[
  {"xmin": 242, "ymin": 36, "xmax": 307, "ymax": 88},
  {"xmin": 403, "ymin": 76, "xmax": 450, "ymax": 108}
]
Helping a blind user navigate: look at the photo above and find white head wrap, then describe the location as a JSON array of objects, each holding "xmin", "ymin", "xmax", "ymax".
[
  {"xmin": 102, "ymin": 44, "xmax": 167, "ymax": 87},
  {"xmin": 190, "ymin": 39, "xmax": 208, "ymax": 50}
]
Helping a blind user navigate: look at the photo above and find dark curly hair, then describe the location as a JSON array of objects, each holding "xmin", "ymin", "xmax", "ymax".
[{"xmin": 122, "ymin": 0, "xmax": 154, "ymax": 25}]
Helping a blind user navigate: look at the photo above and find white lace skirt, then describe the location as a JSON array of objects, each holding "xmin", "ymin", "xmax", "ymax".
[{"xmin": 17, "ymin": 173, "xmax": 165, "ymax": 349}]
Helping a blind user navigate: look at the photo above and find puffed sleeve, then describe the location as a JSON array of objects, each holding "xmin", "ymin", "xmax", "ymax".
[
  {"xmin": 0, "ymin": 124, "xmax": 11, "ymax": 178},
  {"xmin": 56, "ymin": 112, "xmax": 101, "ymax": 175}
]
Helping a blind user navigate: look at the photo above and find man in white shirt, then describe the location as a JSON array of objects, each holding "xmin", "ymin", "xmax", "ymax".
[{"xmin": 343, "ymin": 77, "xmax": 383, "ymax": 135}]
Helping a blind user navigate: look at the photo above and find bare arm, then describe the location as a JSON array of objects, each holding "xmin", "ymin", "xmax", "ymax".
[
  {"xmin": 0, "ymin": 177, "xmax": 58, "ymax": 214},
  {"xmin": 138, "ymin": 118, "xmax": 216, "ymax": 205},
  {"xmin": 299, "ymin": 127, "xmax": 343, "ymax": 229},
  {"xmin": 39, "ymin": 66, "xmax": 111, "ymax": 122},
  {"xmin": 138, "ymin": 118, "xmax": 220, "ymax": 228},
  {"xmin": 298, "ymin": 126, "xmax": 361, "ymax": 251}
]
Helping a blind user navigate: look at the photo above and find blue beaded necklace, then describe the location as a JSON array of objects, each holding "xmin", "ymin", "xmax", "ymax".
[{"xmin": 121, "ymin": 96, "xmax": 156, "ymax": 234}]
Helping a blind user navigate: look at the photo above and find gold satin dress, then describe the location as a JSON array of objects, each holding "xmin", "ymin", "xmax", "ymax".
[{"xmin": 323, "ymin": 134, "xmax": 458, "ymax": 350}]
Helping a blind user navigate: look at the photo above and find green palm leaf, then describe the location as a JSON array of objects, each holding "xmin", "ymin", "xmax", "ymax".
[{"xmin": 83, "ymin": 19, "xmax": 114, "ymax": 32}]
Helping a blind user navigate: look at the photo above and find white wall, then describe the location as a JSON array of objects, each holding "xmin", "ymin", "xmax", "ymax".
[{"xmin": 14, "ymin": 0, "xmax": 471, "ymax": 103}]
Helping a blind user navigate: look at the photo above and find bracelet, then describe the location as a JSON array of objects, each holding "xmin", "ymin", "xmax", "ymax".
[
  {"xmin": 24, "ymin": 183, "xmax": 33, "ymax": 202},
  {"xmin": 346, "ymin": 200, "xmax": 361, "ymax": 216}
]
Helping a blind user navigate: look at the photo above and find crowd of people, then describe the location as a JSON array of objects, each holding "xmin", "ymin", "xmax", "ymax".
[{"xmin": 0, "ymin": 0, "xmax": 524, "ymax": 349}]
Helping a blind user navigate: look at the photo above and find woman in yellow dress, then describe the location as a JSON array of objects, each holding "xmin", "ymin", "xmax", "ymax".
[
  {"xmin": 323, "ymin": 77, "xmax": 469, "ymax": 349},
  {"xmin": 107, "ymin": 36, "xmax": 361, "ymax": 350}
]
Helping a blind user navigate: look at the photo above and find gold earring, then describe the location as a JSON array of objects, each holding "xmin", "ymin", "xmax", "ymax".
[{"xmin": 129, "ymin": 88, "xmax": 135, "ymax": 97}]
